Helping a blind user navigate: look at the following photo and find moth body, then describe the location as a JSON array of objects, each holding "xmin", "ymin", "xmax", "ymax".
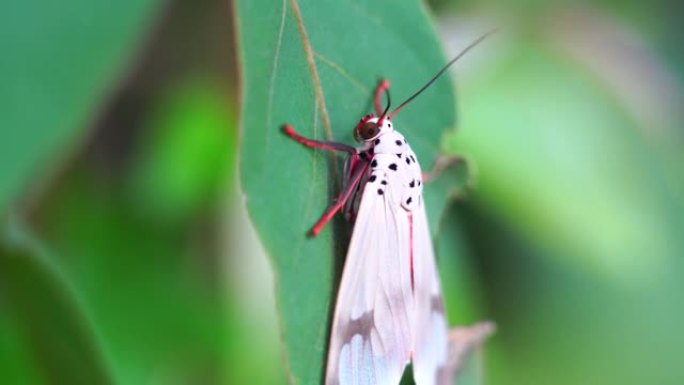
[{"xmin": 323, "ymin": 112, "xmax": 449, "ymax": 385}]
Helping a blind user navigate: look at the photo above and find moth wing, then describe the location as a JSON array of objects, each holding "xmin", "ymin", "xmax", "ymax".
[
  {"xmin": 325, "ymin": 154, "xmax": 414, "ymax": 385},
  {"xmin": 411, "ymin": 199, "xmax": 450, "ymax": 385}
]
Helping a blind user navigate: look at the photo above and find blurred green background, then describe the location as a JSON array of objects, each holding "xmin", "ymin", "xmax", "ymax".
[{"xmin": 1, "ymin": 0, "xmax": 683, "ymax": 384}]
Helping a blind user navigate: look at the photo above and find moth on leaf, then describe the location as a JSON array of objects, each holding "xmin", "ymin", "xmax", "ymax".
[{"xmin": 283, "ymin": 32, "xmax": 496, "ymax": 385}]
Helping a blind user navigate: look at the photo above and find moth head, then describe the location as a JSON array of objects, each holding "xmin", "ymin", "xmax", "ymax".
[{"xmin": 354, "ymin": 115, "xmax": 393, "ymax": 142}]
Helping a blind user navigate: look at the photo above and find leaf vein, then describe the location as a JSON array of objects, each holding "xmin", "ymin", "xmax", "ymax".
[
  {"xmin": 313, "ymin": 51, "xmax": 369, "ymax": 94},
  {"xmin": 289, "ymin": 0, "xmax": 332, "ymax": 141},
  {"xmin": 265, "ymin": 0, "xmax": 289, "ymax": 157},
  {"xmin": 266, "ymin": 0, "xmax": 288, "ymax": 131}
]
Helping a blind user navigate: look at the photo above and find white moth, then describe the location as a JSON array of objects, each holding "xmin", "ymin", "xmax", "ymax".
[{"xmin": 282, "ymin": 33, "xmax": 495, "ymax": 385}]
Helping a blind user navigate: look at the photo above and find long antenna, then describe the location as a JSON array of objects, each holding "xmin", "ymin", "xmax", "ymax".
[
  {"xmin": 378, "ymin": 87, "xmax": 391, "ymax": 122},
  {"xmin": 388, "ymin": 29, "xmax": 498, "ymax": 119}
]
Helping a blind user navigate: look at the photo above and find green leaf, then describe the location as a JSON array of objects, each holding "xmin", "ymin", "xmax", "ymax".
[
  {"xmin": 0, "ymin": 0, "xmax": 163, "ymax": 212},
  {"xmin": 237, "ymin": 1, "xmax": 464, "ymax": 383},
  {"xmin": 0, "ymin": 227, "xmax": 112, "ymax": 385}
]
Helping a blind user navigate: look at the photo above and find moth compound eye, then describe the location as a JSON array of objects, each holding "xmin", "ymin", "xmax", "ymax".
[{"xmin": 358, "ymin": 122, "xmax": 379, "ymax": 140}]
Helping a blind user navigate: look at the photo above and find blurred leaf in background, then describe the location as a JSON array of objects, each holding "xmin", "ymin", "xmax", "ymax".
[
  {"xmin": 0, "ymin": 226, "xmax": 112, "ymax": 385},
  {"xmin": 1, "ymin": 0, "xmax": 288, "ymax": 384},
  {"xmin": 433, "ymin": 1, "xmax": 684, "ymax": 384},
  {"xmin": 32, "ymin": 80, "xmax": 235, "ymax": 384},
  {"xmin": 130, "ymin": 80, "xmax": 235, "ymax": 224},
  {"xmin": 0, "ymin": 0, "xmax": 163, "ymax": 212}
]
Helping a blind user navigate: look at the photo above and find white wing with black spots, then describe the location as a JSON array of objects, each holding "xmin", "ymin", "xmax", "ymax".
[
  {"xmin": 325, "ymin": 152, "xmax": 414, "ymax": 385},
  {"xmin": 326, "ymin": 126, "xmax": 448, "ymax": 385},
  {"xmin": 411, "ymin": 199, "xmax": 450, "ymax": 385},
  {"xmin": 372, "ymin": 131, "xmax": 423, "ymax": 211}
]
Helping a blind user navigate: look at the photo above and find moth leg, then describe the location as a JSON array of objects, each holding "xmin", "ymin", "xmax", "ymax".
[
  {"xmin": 445, "ymin": 321, "xmax": 496, "ymax": 380},
  {"xmin": 282, "ymin": 124, "xmax": 356, "ymax": 154},
  {"xmin": 421, "ymin": 154, "xmax": 466, "ymax": 183},
  {"xmin": 374, "ymin": 79, "xmax": 391, "ymax": 116},
  {"xmin": 309, "ymin": 161, "xmax": 370, "ymax": 237}
]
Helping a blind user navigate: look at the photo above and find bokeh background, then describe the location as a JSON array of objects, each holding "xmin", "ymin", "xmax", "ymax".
[{"xmin": 1, "ymin": 1, "xmax": 683, "ymax": 384}]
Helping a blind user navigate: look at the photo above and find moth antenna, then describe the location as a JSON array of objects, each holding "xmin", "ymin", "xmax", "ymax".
[
  {"xmin": 388, "ymin": 28, "xmax": 498, "ymax": 119},
  {"xmin": 378, "ymin": 87, "xmax": 391, "ymax": 123}
]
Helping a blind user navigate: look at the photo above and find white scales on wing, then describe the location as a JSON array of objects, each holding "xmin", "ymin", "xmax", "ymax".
[{"xmin": 325, "ymin": 118, "xmax": 450, "ymax": 385}]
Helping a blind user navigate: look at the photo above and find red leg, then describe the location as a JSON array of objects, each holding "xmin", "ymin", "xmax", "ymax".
[
  {"xmin": 282, "ymin": 125, "xmax": 356, "ymax": 154},
  {"xmin": 374, "ymin": 80, "xmax": 391, "ymax": 116},
  {"xmin": 310, "ymin": 160, "xmax": 370, "ymax": 236}
]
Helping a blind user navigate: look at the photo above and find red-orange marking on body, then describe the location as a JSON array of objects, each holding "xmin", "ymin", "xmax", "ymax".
[{"xmin": 408, "ymin": 211, "xmax": 415, "ymax": 292}]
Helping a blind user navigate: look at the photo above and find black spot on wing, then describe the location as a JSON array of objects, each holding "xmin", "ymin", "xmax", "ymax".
[
  {"xmin": 371, "ymin": 159, "xmax": 377, "ymax": 168},
  {"xmin": 369, "ymin": 175, "xmax": 376, "ymax": 182},
  {"xmin": 405, "ymin": 157, "xmax": 411, "ymax": 165},
  {"xmin": 381, "ymin": 180, "xmax": 387, "ymax": 185},
  {"xmin": 374, "ymin": 138, "xmax": 381, "ymax": 145},
  {"xmin": 409, "ymin": 180, "xmax": 415, "ymax": 188},
  {"xmin": 406, "ymin": 197, "xmax": 412, "ymax": 205},
  {"xmin": 377, "ymin": 189, "xmax": 384, "ymax": 195},
  {"xmin": 395, "ymin": 140, "xmax": 402, "ymax": 146},
  {"xmin": 389, "ymin": 163, "xmax": 398, "ymax": 171}
]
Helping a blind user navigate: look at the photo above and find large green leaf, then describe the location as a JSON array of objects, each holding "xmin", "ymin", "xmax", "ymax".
[
  {"xmin": 0, "ymin": 0, "xmax": 163, "ymax": 212},
  {"xmin": 0, "ymin": 228, "xmax": 112, "ymax": 385},
  {"xmin": 237, "ymin": 0, "xmax": 464, "ymax": 383}
]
